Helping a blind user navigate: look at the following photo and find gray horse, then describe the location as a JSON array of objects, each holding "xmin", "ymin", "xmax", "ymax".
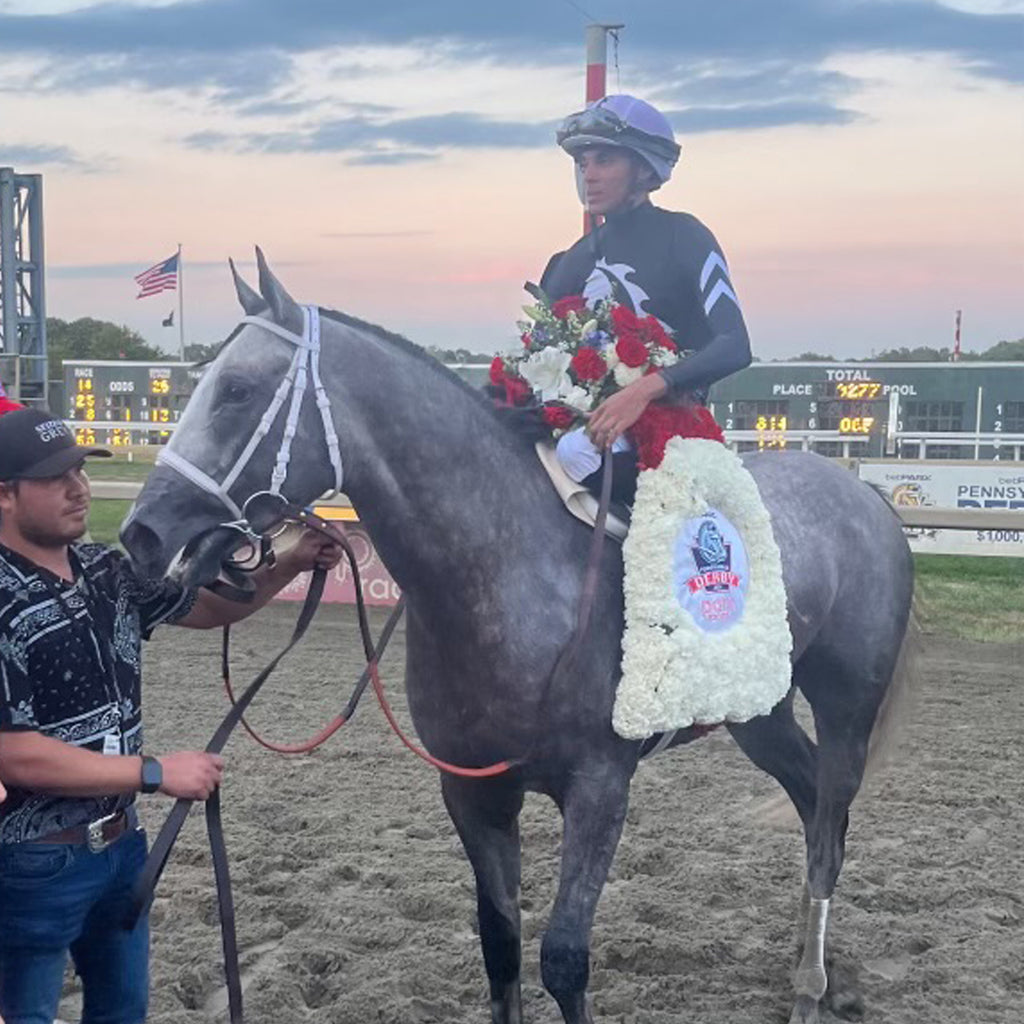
[{"xmin": 121, "ymin": 254, "xmax": 915, "ymax": 1024}]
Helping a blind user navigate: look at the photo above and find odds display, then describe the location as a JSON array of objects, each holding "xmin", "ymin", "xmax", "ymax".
[{"xmin": 64, "ymin": 360, "xmax": 198, "ymax": 446}]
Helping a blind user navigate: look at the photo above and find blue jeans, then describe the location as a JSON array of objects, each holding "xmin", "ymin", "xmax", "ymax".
[{"xmin": 0, "ymin": 829, "xmax": 149, "ymax": 1024}]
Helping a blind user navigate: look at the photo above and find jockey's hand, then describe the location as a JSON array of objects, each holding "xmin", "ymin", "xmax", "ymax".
[
  {"xmin": 281, "ymin": 527, "xmax": 345, "ymax": 575},
  {"xmin": 587, "ymin": 373, "xmax": 668, "ymax": 450}
]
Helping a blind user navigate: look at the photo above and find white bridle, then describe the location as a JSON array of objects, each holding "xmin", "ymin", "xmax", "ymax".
[{"xmin": 157, "ymin": 305, "xmax": 344, "ymax": 522}]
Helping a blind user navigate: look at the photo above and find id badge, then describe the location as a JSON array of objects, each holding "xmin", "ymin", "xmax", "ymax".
[{"xmin": 102, "ymin": 732, "xmax": 121, "ymax": 756}]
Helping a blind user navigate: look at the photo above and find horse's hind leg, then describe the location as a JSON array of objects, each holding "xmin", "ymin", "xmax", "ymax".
[
  {"xmin": 786, "ymin": 653, "xmax": 893, "ymax": 1024},
  {"xmin": 729, "ymin": 670, "xmax": 879, "ymax": 1024},
  {"xmin": 541, "ymin": 759, "xmax": 631, "ymax": 1024},
  {"xmin": 727, "ymin": 690, "xmax": 818, "ymax": 828},
  {"xmin": 727, "ymin": 693, "xmax": 827, "ymax": 1019},
  {"xmin": 441, "ymin": 775, "xmax": 525, "ymax": 1024}
]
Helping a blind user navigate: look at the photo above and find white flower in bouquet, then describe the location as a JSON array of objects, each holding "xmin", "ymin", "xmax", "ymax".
[
  {"xmin": 520, "ymin": 346, "xmax": 573, "ymax": 401},
  {"xmin": 558, "ymin": 383, "xmax": 591, "ymax": 411},
  {"xmin": 614, "ymin": 362, "xmax": 645, "ymax": 387}
]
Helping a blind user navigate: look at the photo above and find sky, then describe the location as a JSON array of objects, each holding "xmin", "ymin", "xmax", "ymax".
[{"xmin": 1, "ymin": 0, "xmax": 1022, "ymax": 361}]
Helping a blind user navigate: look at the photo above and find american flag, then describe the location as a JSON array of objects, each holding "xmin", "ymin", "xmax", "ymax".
[{"xmin": 135, "ymin": 253, "xmax": 179, "ymax": 298}]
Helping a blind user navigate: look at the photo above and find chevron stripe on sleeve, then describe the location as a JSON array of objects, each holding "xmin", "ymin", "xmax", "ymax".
[{"xmin": 699, "ymin": 251, "xmax": 740, "ymax": 317}]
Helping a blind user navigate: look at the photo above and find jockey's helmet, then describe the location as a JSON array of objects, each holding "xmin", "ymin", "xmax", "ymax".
[{"xmin": 556, "ymin": 95, "xmax": 681, "ymax": 189}]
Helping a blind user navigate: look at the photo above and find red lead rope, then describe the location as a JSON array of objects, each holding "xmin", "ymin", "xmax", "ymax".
[
  {"xmin": 366, "ymin": 657, "xmax": 516, "ymax": 777},
  {"xmin": 222, "ymin": 506, "xmax": 519, "ymax": 776},
  {"xmin": 222, "ymin": 628, "xmax": 348, "ymax": 755}
]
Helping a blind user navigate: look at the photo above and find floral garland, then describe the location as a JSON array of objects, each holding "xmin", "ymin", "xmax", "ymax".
[
  {"xmin": 490, "ymin": 287, "xmax": 723, "ymax": 465},
  {"xmin": 612, "ymin": 438, "xmax": 793, "ymax": 738}
]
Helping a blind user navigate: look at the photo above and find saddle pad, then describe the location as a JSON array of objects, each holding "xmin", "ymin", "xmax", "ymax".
[
  {"xmin": 613, "ymin": 438, "xmax": 793, "ymax": 738},
  {"xmin": 534, "ymin": 442, "xmax": 629, "ymax": 542}
]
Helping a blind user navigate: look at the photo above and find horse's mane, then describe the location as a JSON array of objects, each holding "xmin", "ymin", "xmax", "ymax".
[
  {"xmin": 196, "ymin": 305, "xmax": 549, "ymax": 447},
  {"xmin": 320, "ymin": 307, "xmax": 551, "ymax": 446},
  {"xmin": 321, "ymin": 307, "xmax": 443, "ymax": 373}
]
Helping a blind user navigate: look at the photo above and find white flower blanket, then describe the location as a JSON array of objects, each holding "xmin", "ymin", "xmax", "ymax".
[{"xmin": 613, "ymin": 438, "xmax": 792, "ymax": 738}]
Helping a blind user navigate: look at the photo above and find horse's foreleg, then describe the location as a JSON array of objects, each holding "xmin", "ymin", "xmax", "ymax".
[
  {"xmin": 541, "ymin": 761, "xmax": 631, "ymax": 1024},
  {"xmin": 441, "ymin": 775, "xmax": 525, "ymax": 1024}
]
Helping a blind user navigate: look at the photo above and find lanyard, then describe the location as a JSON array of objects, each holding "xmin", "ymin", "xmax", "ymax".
[{"xmin": 37, "ymin": 551, "xmax": 125, "ymax": 718}]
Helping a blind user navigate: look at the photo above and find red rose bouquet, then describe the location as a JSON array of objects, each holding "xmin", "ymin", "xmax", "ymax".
[{"xmin": 489, "ymin": 285, "xmax": 681, "ymax": 438}]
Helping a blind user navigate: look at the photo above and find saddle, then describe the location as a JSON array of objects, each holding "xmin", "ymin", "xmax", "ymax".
[{"xmin": 534, "ymin": 442, "xmax": 629, "ymax": 541}]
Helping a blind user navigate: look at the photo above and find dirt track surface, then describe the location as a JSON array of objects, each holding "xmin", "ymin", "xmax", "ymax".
[{"xmin": 59, "ymin": 603, "xmax": 1023, "ymax": 1023}]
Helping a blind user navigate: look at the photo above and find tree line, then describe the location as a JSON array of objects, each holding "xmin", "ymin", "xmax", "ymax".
[
  {"xmin": 789, "ymin": 339, "xmax": 1024, "ymax": 362},
  {"xmin": 41, "ymin": 317, "xmax": 223, "ymax": 378},
  {"xmin": 27, "ymin": 317, "xmax": 1024, "ymax": 382}
]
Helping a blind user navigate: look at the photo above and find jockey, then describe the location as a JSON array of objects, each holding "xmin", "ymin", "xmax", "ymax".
[{"xmin": 542, "ymin": 94, "xmax": 752, "ymax": 499}]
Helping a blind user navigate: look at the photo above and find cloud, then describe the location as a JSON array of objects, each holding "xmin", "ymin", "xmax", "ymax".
[
  {"xmin": 184, "ymin": 111, "xmax": 555, "ymax": 160},
  {"xmin": 653, "ymin": 62, "xmax": 860, "ymax": 109},
  {"xmin": 669, "ymin": 100, "xmax": 860, "ymax": 133},
  {"xmin": 344, "ymin": 151, "xmax": 437, "ymax": 166},
  {"xmin": 48, "ymin": 259, "xmax": 304, "ymax": 280},
  {"xmin": 183, "ymin": 96, "xmax": 861, "ymax": 162},
  {"xmin": 24, "ymin": 48, "xmax": 296, "ymax": 103},
  {"xmin": 320, "ymin": 230, "xmax": 436, "ymax": 238},
  {"xmin": 0, "ymin": 0, "xmax": 1020, "ymax": 153},
  {"xmin": 0, "ymin": 143, "xmax": 84, "ymax": 167},
  {"xmin": 1, "ymin": 1, "xmax": 1019, "ymax": 79},
  {"xmin": 233, "ymin": 97, "xmax": 394, "ymax": 119}
]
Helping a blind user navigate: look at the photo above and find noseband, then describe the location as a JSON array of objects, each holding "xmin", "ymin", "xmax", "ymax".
[{"xmin": 157, "ymin": 305, "xmax": 345, "ymax": 558}]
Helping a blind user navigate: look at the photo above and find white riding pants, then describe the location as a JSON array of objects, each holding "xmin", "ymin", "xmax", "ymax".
[{"xmin": 555, "ymin": 427, "xmax": 633, "ymax": 483}]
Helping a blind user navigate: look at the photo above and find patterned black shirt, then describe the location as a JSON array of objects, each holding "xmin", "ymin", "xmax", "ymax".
[{"xmin": 0, "ymin": 542, "xmax": 197, "ymax": 843}]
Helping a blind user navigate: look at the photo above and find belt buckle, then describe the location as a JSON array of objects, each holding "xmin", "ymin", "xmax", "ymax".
[{"xmin": 86, "ymin": 811, "xmax": 120, "ymax": 853}]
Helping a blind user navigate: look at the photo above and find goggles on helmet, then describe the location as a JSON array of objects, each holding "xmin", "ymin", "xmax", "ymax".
[{"xmin": 556, "ymin": 105, "xmax": 680, "ymax": 166}]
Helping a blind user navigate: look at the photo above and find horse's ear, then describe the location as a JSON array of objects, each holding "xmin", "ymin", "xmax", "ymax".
[
  {"xmin": 229, "ymin": 258, "xmax": 268, "ymax": 316},
  {"xmin": 255, "ymin": 246, "xmax": 303, "ymax": 332}
]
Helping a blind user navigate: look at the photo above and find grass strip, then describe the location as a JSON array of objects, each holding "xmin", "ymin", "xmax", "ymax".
[
  {"xmin": 913, "ymin": 554, "xmax": 1023, "ymax": 644},
  {"xmin": 86, "ymin": 499, "xmax": 1021, "ymax": 644}
]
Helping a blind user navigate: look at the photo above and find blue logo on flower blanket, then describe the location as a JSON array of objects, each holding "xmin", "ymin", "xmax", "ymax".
[{"xmin": 673, "ymin": 509, "xmax": 749, "ymax": 632}]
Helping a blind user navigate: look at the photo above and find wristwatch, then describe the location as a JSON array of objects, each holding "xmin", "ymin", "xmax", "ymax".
[{"xmin": 140, "ymin": 755, "xmax": 163, "ymax": 794}]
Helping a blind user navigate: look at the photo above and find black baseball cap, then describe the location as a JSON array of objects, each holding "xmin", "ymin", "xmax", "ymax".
[{"xmin": 0, "ymin": 408, "xmax": 111, "ymax": 482}]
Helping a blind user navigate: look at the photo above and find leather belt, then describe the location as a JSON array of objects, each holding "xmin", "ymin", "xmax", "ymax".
[{"xmin": 30, "ymin": 808, "xmax": 135, "ymax": 853}]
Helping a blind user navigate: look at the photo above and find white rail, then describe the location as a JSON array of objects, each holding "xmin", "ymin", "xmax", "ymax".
[{"xmin": 893, "ymin": 431, "xmax": 1024, "ymax": 461}]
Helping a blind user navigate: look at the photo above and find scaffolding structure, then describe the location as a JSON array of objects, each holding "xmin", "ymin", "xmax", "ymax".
[{"xmin": 0, "ymin": 168, "xmax": 47, "ymax": 405}]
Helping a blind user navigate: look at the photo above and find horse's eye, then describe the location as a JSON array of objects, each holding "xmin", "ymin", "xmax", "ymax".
[{"xmin": 221, "ymin": 382, "xmax": 251, "ymax": 404}]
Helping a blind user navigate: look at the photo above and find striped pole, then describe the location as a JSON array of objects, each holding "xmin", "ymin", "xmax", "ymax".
[
  {"xmin": 953, "ymin": 309, "xmax": 962, "ymax": 362},
  {"xmin": 583, "ymin": 24, "xmax": 624, "ymax": 234},
  {"xmin": 585, "ymin": 24, "xmax": 612, "ymax": 105}
]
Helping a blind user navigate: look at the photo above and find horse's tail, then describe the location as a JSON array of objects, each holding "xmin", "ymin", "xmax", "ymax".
[{"xmin": 862, "ymin": 590, "xmax": 922, "ymax": 782}]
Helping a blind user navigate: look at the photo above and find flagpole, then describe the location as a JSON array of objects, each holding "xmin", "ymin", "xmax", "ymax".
[{"xmin": 177, "ymin": 243, "xmax": 185, "ymax": 361}]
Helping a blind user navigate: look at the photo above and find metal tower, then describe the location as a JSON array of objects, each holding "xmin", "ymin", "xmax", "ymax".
[{"xmin": 0, "ymin": 168, "xmax": 47, "ymax": 405}]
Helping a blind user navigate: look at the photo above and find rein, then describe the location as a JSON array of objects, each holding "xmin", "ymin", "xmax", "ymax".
[{"xmin": 220, "ymin": 504, "xmax": 522, "ymax": 778}]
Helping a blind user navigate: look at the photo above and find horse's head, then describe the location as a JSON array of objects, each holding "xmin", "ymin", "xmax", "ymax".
[{"xmin": 120, "ymin": 250, "xmax": 343, "ymax": 586}]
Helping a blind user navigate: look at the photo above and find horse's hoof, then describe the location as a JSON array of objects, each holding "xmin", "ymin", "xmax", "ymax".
[
  {"xmin": 489, "ymin": 983, "xmax": 522, "ymax": 1024},
  {"xmin": 788, "ymin": 995, "xmax": 820, "ymax": 1024}
]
